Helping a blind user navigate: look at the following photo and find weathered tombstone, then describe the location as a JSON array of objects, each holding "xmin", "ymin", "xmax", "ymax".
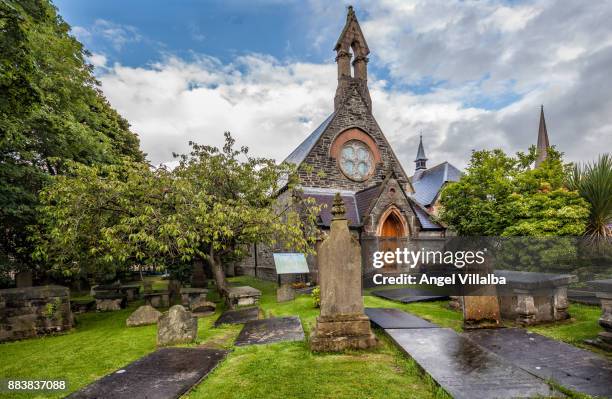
[
  {"xmin": 190, "ymin": 298, "xmax": 216, "ymax": 316},
  {"xmin": 180, "ymin": 287, "xmax": 208, "ymax": 307},
  {"xmin": 157, "ymin": 305, "xmax": 198, "ymax": 346},
  {"xmin": 586, "ymin": 279, "xmax": 612, "ymax": 351},
  {"xmin": 15, "ymin": 270, "xmax": 33, "ymax": 288},
  {"xmin": 144, "ymin": 291, "xmax": 169, "ymax": 308},
  {"xmin": 191, "ymin": 259, "xmax": 207, "ymax": 288},
  {"xmin": 167, "ymin": 279, "xmax": 182, "ymax": 305},
  {"xmin": 277, "ymin": 284, "xmax": 295, "ymax": 302},
  {"xmin": 126, "ymin": 305, "xmax": 162, "ymax": 327},
  {"xmin": 496, "ymin": 270, "xmax": 577, "ymax": 325},
  {"xmin": 310, "ymin": 194, "xmax": 376, "ymax": 351},
  {"xmin": 120, "ymin": 283, "xmax": 141, "ymax": 301},
  {"xmin": 460, "ymin": 239, "xmax": 501, "ymax": 329},
  {"xmin": 94, "ymin": 291, "xmax": 126, "ymax": 311},
  {"xmin": 226, "ymin": 286, "xmax": 261, "ymax": 309}
]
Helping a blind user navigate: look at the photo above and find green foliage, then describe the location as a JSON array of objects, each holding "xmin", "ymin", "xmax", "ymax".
[
  {"xmin": 311, "ymin": 286, "xmax": 320, "ymax": 308},
  {"xmin": 567, "ymin": 154, "xmax": 612, "ymax": 239},
  {"xmin": 0, "ymin": 0, "xmax": 142, "ymax": 285},
  {"xmin": 439, "ymin": 146, "xmax": 589, "ymax": 237},
  {"xmin": 34, "ymin": 134, "xmax": 321, "ymax": 289}
]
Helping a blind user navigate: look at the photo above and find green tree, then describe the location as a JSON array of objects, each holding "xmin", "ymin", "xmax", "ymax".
[
  {"xmin": 1, "ymin": 0, "xmax": 143, "ymax": 284},
  {"xmin": 567, "ymin": 154, "xmax": 612, "ymax": 239},
  {"xmin": 34, "ymin": 134, "xmax": 320, "ymax": 292},
  {"xmin": 439, "ymin": 146, "xmax": 589, "ymax": 237}
]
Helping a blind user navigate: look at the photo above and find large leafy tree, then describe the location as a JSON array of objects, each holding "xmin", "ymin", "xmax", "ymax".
[
  {"xmin": 1, "ymin": 0, "xmax": 142, "ymax": 284},
  {"xmin": 439, "ymin": 147, "xmax": 589, "ymax": 237},
  {"xmin": 34, "ymin": 134, "xmax": 320, "ymax": 292}
]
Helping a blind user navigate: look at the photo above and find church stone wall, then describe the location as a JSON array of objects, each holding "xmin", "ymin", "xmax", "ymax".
[{"xmin": 298, "ymin": 80, "xmax": 410, "ymax": 193}]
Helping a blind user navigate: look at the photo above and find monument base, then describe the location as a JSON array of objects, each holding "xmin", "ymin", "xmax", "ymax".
[{"xmin": 309, "ymin": 314, "xmax": 377, "ymax": 352}]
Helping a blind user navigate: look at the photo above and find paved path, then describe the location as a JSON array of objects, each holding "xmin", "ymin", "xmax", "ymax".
[
  {"xmin": 465, "ymin": 328, "xmax": 612, "ymax": 398},
  {"xmin": 365, "ymin": 307, "xmax": 439, "ymax": 329},
  {"xmin": 235, "ymin": 316, "xmax": 305, "ymax": 346},
  {"xmin": 68, "ymin": 348, "xmax": 227, "ymax": 399},
  {"xmin": 369, "ymin": 308, "xmax": 562, "ymax": 398},
  {"xmin": 386, "ymin": 328, "xmax": 560, "ymax": 398}
]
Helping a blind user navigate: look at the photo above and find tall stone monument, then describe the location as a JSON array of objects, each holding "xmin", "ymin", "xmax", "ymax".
[{"xmin": 310, "ymin": 194, "xmax": 377, "ymax": 351}]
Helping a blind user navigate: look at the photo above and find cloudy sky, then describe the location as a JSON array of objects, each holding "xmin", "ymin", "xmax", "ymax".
[{"xmin": 55, "ymin": 0, "xmax": 612, "ymax": 170}]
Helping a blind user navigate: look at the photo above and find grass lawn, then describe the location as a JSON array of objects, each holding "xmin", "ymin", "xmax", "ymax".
[{"xmin": 0, "ymin": 275, "xmax": 605, "ymax": 398}]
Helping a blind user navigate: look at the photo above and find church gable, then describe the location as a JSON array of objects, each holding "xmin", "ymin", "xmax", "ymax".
[{"xmin": 295, "ymin": 73, "xmax": 412, "ymax": 193}]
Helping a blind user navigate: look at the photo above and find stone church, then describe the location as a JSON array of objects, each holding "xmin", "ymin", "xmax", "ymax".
[{"xmin": 235, "ymin": 7, "xmax": 446, "ymax": 282}]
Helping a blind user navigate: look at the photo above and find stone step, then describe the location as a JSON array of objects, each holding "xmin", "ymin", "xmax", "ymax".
[
  {"xmin": 464, "ymin": 328, "xmax": 612, "ymax": 398},
  {"xmin": 67, "ymin": 348, "xmax": 227, "ymax": 399},
  {"xmin": 235, "ymin": 316, "xmax": 305, "ymax": 346},
  {"xmin": 386, "ymin": 328, "xmax": 561, "ymax": 399},
  {"xmin": 365, "ymin": 307, "xmax": 440, "ymax": 329}
]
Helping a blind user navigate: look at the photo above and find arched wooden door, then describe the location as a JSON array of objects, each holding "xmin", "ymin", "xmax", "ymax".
[{"xmin": 378, "ymin": 210, "xmax": 405, "ymax": 271}]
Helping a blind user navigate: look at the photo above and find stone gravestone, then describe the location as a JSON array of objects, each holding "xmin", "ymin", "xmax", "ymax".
[
  {"xmin": 157, "ymin": 305, "xmax": 198, "ymax": 346},
  {"xmin": 277, "ymin": 284, "xmax": 295, "ymax": 302},
  {"xmin": 190, "ymin": 297, "xmax": 216, "ymax": 317},
  {"xmin": 126, "ymin": 305, "xmax": 162, "ymax": 327},
  {"xmin": 459, "ymin": 238, "xmax": 501, "ymax": 329},
  {"xmin": 310, "ymin": 194, "xmax": 377, "ymax": 351},
  {"xmin": 191, "ymin": 259, "xmax": 207, "ymax": 288},
  {"xmin": 15, "ymin": 270, "xmax": 33, "ymax": 288},
  {"xmin": 586, "ymin": 279, "xmax": 612, "ymax": 351},
  {"xmin": 167, "ymin": 280, "xmax": 182, "ymax": 305}
]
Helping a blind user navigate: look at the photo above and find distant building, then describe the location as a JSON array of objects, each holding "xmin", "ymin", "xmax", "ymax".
[
  {"xmin": 409, "ymin": 135, "xmax": 462, "ymax": 216},
  {"xmin": 535, "ymin": 105, "xmax": 551, "ymax": 167}
]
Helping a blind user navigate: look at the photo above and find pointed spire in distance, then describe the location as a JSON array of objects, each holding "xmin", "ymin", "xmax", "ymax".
[
  {"xmin": 535, "ymin": 105, "xmax": 550, "ymax": 167},
  {"xmin": 415, "ymin": 133, "xmax": 427, "ymax": 171}
]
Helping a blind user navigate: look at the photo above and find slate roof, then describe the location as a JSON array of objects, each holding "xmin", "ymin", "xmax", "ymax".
[
  {"xmin": 410, "ymin": 162, "xmax": 462, "ymax": 207},
  {"xmin": 412, "ymin": 203, "xmax": 443, "ymax": 230},
  {"xmin": 284, "ymin": 113, "xmax": 335, "ymax": 166},
  {"xmin": 301, "ymin": 188, "xmax": 360, "ymax": 227},
  {"xmin": 301, "ymin": 185, "xmax": 443, "ymax": 231}
]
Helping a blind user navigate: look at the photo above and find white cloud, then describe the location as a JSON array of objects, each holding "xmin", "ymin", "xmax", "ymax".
[{"xmin": 93, "ymin": 0, "xmax": 612, "ymax": 173}]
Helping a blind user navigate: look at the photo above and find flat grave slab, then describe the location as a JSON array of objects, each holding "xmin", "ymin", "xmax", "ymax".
[
  {"xmin": 568, "ymin": 288, "xmax": 600, "ymax": 305},
  {"xmin": 465, "ymin": 328, "xmax": 612, "ymax": 398},
  {"xmin": 234, "ymin": 316, "xmax": 305, "ymax": 346},
  {"xmin": 371, "ymin": 287, "xmax": 447, "ymax": 303},
  {"xmin": 365, "ymin": 307, "xmax": 439, "ymax": 329},
  {"xmin": 67, "ymin": 348, "xmax": 227, "ymax": 399},
  {"xmin": 386, "ymin": 328, "xmax": 560, "ymax": 399},
  {"xmin": 214, "ymin": 306, "xmax": 259, "ymax": 327}
]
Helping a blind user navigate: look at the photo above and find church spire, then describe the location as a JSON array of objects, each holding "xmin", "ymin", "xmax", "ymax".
[
  {"xmin": 415, "ymin": 134, "xmax": 427, "ymax": 171},
  {"xmin": 333, "ymin": 6, "xmax": 371, "ymax": 111},
  {"xmin": 535, "ymin": 105, "xmax": 550, "ymax": 167}
]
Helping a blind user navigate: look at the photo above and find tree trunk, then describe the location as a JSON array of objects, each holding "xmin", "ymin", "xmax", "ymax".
[{"xmin": 208, "ymin": 249, "xmax": 228, "ymax": 296}]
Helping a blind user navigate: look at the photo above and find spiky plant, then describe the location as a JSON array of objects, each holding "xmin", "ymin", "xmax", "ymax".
[{"xmin": 567, "ymin": 154, "xmax": 612, "ymax": 239}]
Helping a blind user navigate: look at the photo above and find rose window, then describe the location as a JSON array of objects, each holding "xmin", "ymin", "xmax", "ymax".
[{"xmin": 339, "ymin": 140, "xmax": 374, "ymax": 181}]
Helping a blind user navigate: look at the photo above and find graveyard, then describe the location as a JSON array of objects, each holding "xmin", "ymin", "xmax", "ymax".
[
  {"xmin": 2, "ymin": 1, "xmax": 612, "ymax": 398},
  {"xmin": 0, "ymin": 273, "xmax": 606, "ymax": 399}
]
